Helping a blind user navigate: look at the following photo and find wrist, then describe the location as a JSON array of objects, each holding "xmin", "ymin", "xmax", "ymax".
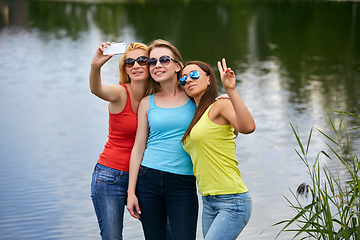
[
  {"xmin": 127, "ymin": 189, "xmax": 136, "ymax": 195},
  {"xmin": 225, "ymin": 88, "xmax": 238, "ymax": 95},
  {"xmin": 90, "ymin": 63, "xmax": 101, "ymax": 71}
]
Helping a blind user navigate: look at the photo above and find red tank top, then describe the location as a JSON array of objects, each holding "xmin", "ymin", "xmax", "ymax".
[{"xmin": 97, "ymin": 84, "xmax": 137, "ymax": 172}]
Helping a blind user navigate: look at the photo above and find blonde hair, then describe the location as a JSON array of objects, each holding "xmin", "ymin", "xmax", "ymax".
[
  {"xmin": 147, "ymin": 39, "xmax": 184, "ymax": 90},
  {"xmin": 118, "ymin": 42, "xmax": 160, "ymax": 96}
]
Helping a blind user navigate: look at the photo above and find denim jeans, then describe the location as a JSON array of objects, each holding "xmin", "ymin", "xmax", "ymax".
[
  {"xmin": 136, "ymin": 166, "xmax": 198, "ymax": 240},
  {"xmin": 91, "ymin": 163, "xmax": 129, "ymax": 240},
  {"xmin": 202, "ymin": 192, "xmax": 252, "ymax": 240}
]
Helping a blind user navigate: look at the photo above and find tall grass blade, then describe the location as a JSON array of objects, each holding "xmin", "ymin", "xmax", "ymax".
[{"xmin": 270, "ymin": 109, "xmax": 359, "ymax": 239}]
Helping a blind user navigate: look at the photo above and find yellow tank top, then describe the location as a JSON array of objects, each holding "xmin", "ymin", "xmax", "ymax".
[{"xmin": 183, "ymin": 103, "xmax": 248, "ymax": 196}]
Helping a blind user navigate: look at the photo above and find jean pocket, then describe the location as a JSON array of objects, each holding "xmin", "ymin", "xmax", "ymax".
[
  {"xmin": 138, "ymin": 165, "xmax": 148, "ymax": 176},
  {"xmin": 95, "ymin": 168, "xmax": 119, "ymax": 184}
]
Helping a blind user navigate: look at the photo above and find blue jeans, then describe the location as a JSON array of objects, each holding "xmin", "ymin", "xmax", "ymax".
[
  {"xmin": 91, "ymin": 163, "xmax": 129, "ymax": 240},
  {"xmin": 202, "ymin": 192, "xmax": 252, "ymax": 240},
  {"xmin": 136, "ymin": 166, "xmax": 198, "ymax": 240}
]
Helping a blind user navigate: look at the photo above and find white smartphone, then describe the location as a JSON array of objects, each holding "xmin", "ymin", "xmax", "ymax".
[{"xmin": 103, "ymin": 42, "xmax": 126, "ymax": 55}]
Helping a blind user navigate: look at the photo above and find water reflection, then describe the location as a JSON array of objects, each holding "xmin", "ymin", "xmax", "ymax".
[{"xmin": 0, "ymin": 0, "xmax": 359, "ymax": 239}]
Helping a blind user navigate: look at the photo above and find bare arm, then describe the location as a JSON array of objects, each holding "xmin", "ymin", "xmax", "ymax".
[
  {"xmin": 126, "ymin": 97, "xmax": 150, "ymax": 219},
  {"xmin": 217, "ymin": 58, "xmax": 256, "ymax": 134},
  {"xmin": 89, "ymin": 42, "xmax": 123, "ymax": 102}
]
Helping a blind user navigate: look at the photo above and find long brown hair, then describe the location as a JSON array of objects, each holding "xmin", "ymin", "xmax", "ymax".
[{"xmin": 181, "ymin": 61, "xmax": 218, "ymax": 143}]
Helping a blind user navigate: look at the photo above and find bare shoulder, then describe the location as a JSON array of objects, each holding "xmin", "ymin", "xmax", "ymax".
[
  {"xmin": 138, "ymin": 95, "xmax": 150, "ymax": 110},
  {"xmin": 208, "ymin": 99, "xmax": 232, "ymax": 124},
  {"xmin": 109, "ymin": 84, "xmax": 127, "ymax": 101},
  {"xmin": 212, "ymin": 99, "xmax": 233, "ymax": 116},
  {"xmin": 107, "ymin": 84, "xmax": 127, "ymax": 95},
  {"xmin": 109, "ymin": 83, "xmax": 125, "ymax": 90},
  {"xmin": 115, "ymin": 84, "xmax": 127, "ymax": 94},
  {"xmin": 213, "ymin": 98, "xmax": 232, "ymax": 111},
  {"xmin": 140, "ymin": 95, "xmax": 150, "ymax": 103}
]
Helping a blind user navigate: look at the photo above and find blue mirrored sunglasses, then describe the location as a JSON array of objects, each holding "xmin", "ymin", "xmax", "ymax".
[{"xmin": 180, "ymin": 70, "xmax": 200, "ymax": 86}]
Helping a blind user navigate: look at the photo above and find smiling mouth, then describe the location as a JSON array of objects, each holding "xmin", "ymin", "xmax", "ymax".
[{"xmin": 155, "ymin": 71, "xmax": 165, "ymax": 75}]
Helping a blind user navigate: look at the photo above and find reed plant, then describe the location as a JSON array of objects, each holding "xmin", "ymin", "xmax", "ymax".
[{"xmin": 273, "ymin": 109, "xmax": 360, "ymax": 240}]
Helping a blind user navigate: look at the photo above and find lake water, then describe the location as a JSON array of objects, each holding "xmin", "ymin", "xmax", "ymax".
[{"xmin": 0, "ymin": 0, "xmax": 359, "ymax": 239}]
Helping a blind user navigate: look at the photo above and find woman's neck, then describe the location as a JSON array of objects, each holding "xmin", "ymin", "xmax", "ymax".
[
  {"xmin": 128, "ymin": 80, "xmax": 148, "ymax": 101},
  {"xmin": 191, "ymin": 92, "xmax": 205, "ymax": 107},
  {"xmin": 158, "ymin": 77, "xmax": 181, "ymax": 97},
  {"xmin": 194, "ymin": 97, "xmax": 201, "ymax": 106}
]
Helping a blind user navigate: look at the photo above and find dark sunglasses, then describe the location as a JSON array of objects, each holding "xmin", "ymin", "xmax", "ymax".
[
  {"xmin": 147, "ymin": 55, "xmax": 178, "ymax": 68},
  {"xmin": 124, "ymin": 56, "xmax": 148, "ymax": 68},
  {"xmin": 180, "ymin": 70, "xmax": 200, "ymax": 86}
]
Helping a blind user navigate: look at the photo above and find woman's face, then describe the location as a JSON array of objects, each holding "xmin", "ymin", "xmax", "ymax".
[
  {"xmin": 124, "ymin": 49, "xmax": 149, "ymax": 82},
  {"xmin": 148, "ymin": 47, "xmax": 180, "ymax": 83},
  {"xmin": 182, "ymin": 64, "xmax": 210, "ymax": 99}
]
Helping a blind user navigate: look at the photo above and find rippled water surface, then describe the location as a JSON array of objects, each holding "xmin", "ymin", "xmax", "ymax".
[{"xmin": 0, "ymin": 0, "xmax": 359, "ymax": 239}]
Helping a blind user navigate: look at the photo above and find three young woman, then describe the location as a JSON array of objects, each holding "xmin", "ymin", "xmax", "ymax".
[
  {"xmin": 181, "ymin": 59, "xmax": 256, "ymax": 240},
  {"xmin": 90, "ymin": 39, "xmax": 255, "ymax": 240},
  {"xmin": 89, "ymin": 42, "xmax": 157, "ymax": 239},
  {"xmin": 127, "ymin": 39, "xmax": 198, "ymax": 240}
]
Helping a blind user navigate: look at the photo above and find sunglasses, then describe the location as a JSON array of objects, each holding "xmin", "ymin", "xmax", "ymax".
[
  {"xmin": 147, "ymin": 55, "xmax": 178, "ymax": 68},
  {"xmin": 180, "ymin": 70, "xmax": 201, "ymax": 86},
  {"xmin": 124, "ymin": 56, "xmax": 148, "ymax": 68}
]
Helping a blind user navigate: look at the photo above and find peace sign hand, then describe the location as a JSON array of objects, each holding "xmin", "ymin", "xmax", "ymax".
[{"xmin": 217, "ymin": 58, "xmax": 236, "ymax": 91}]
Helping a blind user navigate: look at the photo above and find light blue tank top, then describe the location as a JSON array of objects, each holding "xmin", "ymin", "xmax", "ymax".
[{"xmin": 141, "ymin": 94, "xmax": 196, "ymax": 175}]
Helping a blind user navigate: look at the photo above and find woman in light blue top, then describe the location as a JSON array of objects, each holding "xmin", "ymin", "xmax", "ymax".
[{"xmin": 127, "ymin": 39, "xmax": 198, "ymax": 240}]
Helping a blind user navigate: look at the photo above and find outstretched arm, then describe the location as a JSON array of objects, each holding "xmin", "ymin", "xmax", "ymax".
[
  {"xmin": 126, "ymin": 97, "xmax": 150, "ymax": 219},
  {"xmin": 217, "ymin": 58, "xmax": 255, "ymax": 134},
  {"xmin": 89, "ymin": 42, "xmax": 122, "ymax": 102}
]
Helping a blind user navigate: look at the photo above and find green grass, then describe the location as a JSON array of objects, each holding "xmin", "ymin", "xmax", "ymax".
[{"xmin": 272, "ymin": 109, "xmax": 360, "ymax": 240}]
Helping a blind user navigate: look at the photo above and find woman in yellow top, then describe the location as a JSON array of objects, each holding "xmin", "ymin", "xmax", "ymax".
[{"xmin": 181, "ymin": 59, "xmax": 256, "ymax": 240}]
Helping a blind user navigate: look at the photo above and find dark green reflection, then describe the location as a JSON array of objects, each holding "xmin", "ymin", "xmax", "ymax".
[
  {"xmin": 257, "ymin": 1, "xmax": 360, "ymax": 109},
  {"xmin": 92, "ymin": 3, "xmax": 125, "ymax": 37},
  {"xmin": 124, "ymin": 1, "xmax": 249, "ymax": 64},
  {"xmin": 28, "ymin": 1, "xmax": 91, "ymax": 39},
  {"xmin": 3, "ymin": 0, "xmax": 360, "ymax": 110}
]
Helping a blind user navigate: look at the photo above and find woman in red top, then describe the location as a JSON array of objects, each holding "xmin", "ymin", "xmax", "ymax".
[{"xmin": 89, "ymin": 42, "xmax": 158, "ymax": 240}]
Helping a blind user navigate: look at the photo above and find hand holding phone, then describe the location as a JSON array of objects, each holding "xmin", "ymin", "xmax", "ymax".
[{"xmin": 103, "ymin": 42, "xmax": 126, "ymax": 55}]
